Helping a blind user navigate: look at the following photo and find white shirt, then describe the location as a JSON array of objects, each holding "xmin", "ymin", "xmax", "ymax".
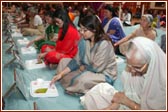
[
  {"xmin": 34, "ymin": 15, "xmax": 43, "ymax": 26},
  {"xmin": 123, "ymin": 13, "xmax": 131, "ymax": 25}
]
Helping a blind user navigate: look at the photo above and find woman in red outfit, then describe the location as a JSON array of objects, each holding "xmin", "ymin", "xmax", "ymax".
[{"xmin": 38, "ymin": 8, "xmax": 80, "ymax": 66}]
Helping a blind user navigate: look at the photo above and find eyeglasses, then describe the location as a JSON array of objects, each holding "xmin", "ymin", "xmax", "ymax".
[{"xmin": 127, "ymin": 63, "xmax": 148, "ymax": 73}]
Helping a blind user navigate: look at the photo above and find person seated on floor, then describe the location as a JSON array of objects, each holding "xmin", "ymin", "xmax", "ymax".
[
  {"xmin": 16, "ymin": 5, "xmax": 31, "ymax": 28},
  {"xmin": 80, "ymin": 37, "xmax": 166, "ymax": 110},
  {"xmin": 151, "ymin": 10, "xmax": 160, "ymax": 28},
  {"xmin": 114, "ymin": 14, "xmax": 157, "ymax": 55},
  {"xmin": 14, "ymin": 6, "xmax": 27, "ymax": 25},
  {"xmin": 50, "ymin": 15, "xmax": 117, "ymax": 95},
  {"xmin": 6, "ymin": 4, "xmax": 16, "ymax": 13},
  {"xmin": 37, "ymin": 8, "xmax": 80, "ymax": 68},
  {"xmin": 159, "ymin": 11, "xmax": 166, "ymax": 28},
  {"xmin": 85, "ymin": 7, "xmax": 101, "ymax": 23},
  {"xmin": 26, "ymin": 11, "xmax": 59, "ymax": 51},
  {"xmin": 122, "ymin": 8, "xmax": 132, "ymax": 26},
  {"xmin": 102, "ymin": 5, "xmax": 126, "ymax": 55},
  {"xmin": 21, "ymin": 7, "xmax": 45, "ymax": 36}
]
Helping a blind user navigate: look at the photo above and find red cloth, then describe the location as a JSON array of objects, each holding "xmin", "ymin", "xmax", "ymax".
[
  {"xmin": 43, "ymin": 24, "xmax": 80, "ymax": 65},
  {"xmin": 41, "ymin": 45, "xmax": 55, "ymax": 53}
]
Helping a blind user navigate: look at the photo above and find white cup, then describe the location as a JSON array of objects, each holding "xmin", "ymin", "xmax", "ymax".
[{"xmin": 36, "ymin": 78, "xmax": 44, "ymax": 85}]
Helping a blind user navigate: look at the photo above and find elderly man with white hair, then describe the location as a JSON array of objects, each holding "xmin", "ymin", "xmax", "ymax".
[{"xmin": 80, "ymin": 36, "xmax": 166, "ymax": 110}]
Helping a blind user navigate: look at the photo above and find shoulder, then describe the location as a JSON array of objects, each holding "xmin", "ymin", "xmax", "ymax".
[
  {"xmin": 99, "ymin": 40, "xmax": 112, "ymax": 48},
  {"xmin": 34, "ymin": 15, "xmax": 41, "ymax": 19},
  {"xmin": 111, "ymin": 17, "xmax": 121, "ymax": 24},
  {"xmin": 34, "ymin": 15, "xmax": 39, "ymax": 18},
  {"xmin": 67, "ymin": 25, "xmax": 80, "ymax": 39}
]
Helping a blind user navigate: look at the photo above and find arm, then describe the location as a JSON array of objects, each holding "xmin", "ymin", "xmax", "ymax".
[
  {"xmin": 50, "ymin": 67, "xmax": 71, "ymax": 86},
  {"xmin": 148, "ymin": 29, "xmax": 157, "ymax": 40},
  {"xmin": 85, "ymin": 41, "xmax": 112, "ymax": 73},
  {"xmin": 50, "ymin": 33, "xmax": 58, "ymax": 42},
  {"xmin": 103, "ymin": 103, "xmax": 120, "ymax": 110},
  {"xmin": 112, "ymin": 92, "xmax": 141, "ymax": 110},
  {"xmin": 18, "ymin": 23, "xmax": 29, "ymax": 28},
  {"xmin": 15, "ymin": 15, "xmax": 26, "ymax": 24},
  {"xmin": 50, "ymin": 42, "xmax": 82, "ymax": 85},
  {"xmin": 26, "ymin": 35, "xmax": 45, "ymax": 48},
  {"xmin": 123, "ymin": 96, "xmax": 140, "ymax": 110},
  {"xmin": 67, "ymin": 38, "xmax": 85, "ymax": 71},
  {"xmin": 108, "ymin": 29, "xmax": 116, "ymax": 35},
  {"xmin": 114, "ymin": 32, "xmax": 136, "ymax": 46}
]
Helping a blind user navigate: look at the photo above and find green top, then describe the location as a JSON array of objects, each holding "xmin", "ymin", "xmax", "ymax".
[
  {"xmin": 35, "ymin": 24, "xmax": 59, "ymax": 51},
  {"xmin": 45, "ymin": 24, "xmax": 59, "ymax": 40}
]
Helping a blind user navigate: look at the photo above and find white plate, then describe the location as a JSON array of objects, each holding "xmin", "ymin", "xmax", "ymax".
[
  {"xmin": 12, "ymin": 32, "xmax": 23, "ymax": 37},
  {"xmin": 25, "ymin": 59, "xmax": 46, "ymax": 70},
  {"xmin": 21, "ymin": 46, "xmax": 36, "ymax": 54},
  {"xmin": 17, "ymin": 38, "xmax": 30, "ymax": 45},
  {"xmin": 30, "ymin": 81, "xmax": 59, "ymax": 97}
]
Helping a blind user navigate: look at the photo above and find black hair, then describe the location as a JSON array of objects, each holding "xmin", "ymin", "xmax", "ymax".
[
  {"xmin": 104, "ymin": 4, "xmax": 118, "ymax": 17},
  {"xmin": 54, "ymin": 8, "xmax": 76, "ymax": 41},
  {"xmin": 85, "ymin": 8, "xmax": 96, "ymax": 16},
  {"xmin": 104, "ymin": 4, "xmax": 113, "ymax": 12},
  {"xmin": 22, "ymin": 4, "xmax": 29, "ymax": 12},
  {"xmin": 45, "ymin": 11, "xmax": 54, "ymax": 18},
  {"xmin": 80, "ymin": 15, "xmax": 112, "ymax": 44}
]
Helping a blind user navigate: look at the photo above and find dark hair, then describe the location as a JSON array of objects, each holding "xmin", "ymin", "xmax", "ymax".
[
  {"xmin": 22, "ymin": 5, "xmax": 29, "ymax": 12},
  {"xmin": 104, "ymin": 5, "xmax": 118, "ymax": 17},
  {"xmin": 44, "ymin": 11, "xmax": 55, "ymax": 24},
  {"xmin": 45, "ymin": 11, "xmax": 54, "ymax": 18},
  {"xmin": 85, "ymin": 8, "xmax": 96, "ymax": 16},
  {"xmin": 54, "ymin": 8, "xmax": 76, "ymax": 40},
  {"xmin": 104, "ymin": 4, "xmax": 113, "ymax": 12},
  {"xmin": 80, "ymin": 15, "xmax": 112, "ymax": 44}
]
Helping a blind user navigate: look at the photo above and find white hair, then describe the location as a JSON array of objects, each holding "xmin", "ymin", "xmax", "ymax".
[{"xmin": 126, "ymin": 42, "xmax": 147, "ymax": 65}]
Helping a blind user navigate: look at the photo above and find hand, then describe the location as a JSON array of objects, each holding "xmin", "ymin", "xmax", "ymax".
[
  {"xmin": 118, "ymin": 41, "xmax": 129, "ymax": 55},
  {"xmin": 114, "ymin": 41, "xmax": 120, "ymax": 46},
  {"xmin": 79, "ymin": 65, "xmax": 85, "ymax": 72},
  {"xmin": 45, "ymin": 47, "xmax": 52, "ymax": 52},
  {"xmin": 50, "ymin": 35, "xmax": 58, "ymax": 42},
  {"xmin": 26, "ymin": 40, "xmax": 34, "ymax": 48},
  {"xmin": 104, "ymin": 103, "xmax": 120, "ymax": 110},
  {"xmin": 50, "ymin": 38, "xmax": 56, "ymax": 42},
  {"xmin": 112, "ymin": 92, "xmax": 126, "ymax": 104},
  {"xmin": 50, "ymin": 74, "xmax": 62, "ymax": 86},
  {"xmin": 37, "ymin": 53, "xmax": 46, "ymax": 60}
]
